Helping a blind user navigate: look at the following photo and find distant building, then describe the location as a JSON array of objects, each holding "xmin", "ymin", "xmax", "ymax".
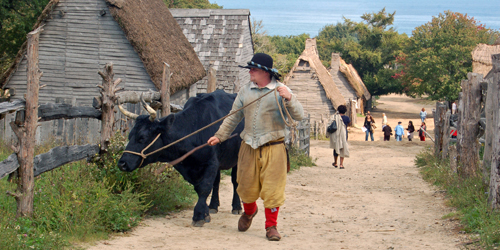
[
  {"xmin": 472, "ymin": 43, "xmax": 500, "ymax": 77},
  {"xmin": 284, "ymin": 38, "xmax": 370, "ymax": 125},
  {"xmin": 284, "ymin": 38, "xmax": 345, "ymax": 123}
]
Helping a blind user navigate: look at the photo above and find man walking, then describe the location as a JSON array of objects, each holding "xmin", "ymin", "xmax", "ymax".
[{"xmin": 207, "ymin": 53, "xmax": 304, "ymax": 241}]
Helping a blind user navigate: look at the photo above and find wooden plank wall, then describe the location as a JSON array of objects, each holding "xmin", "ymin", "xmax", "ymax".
[
  {"xmin": 0, "ymin": 0, "xmax": 190, "ymax": 145},
  {"xmin": 171, "ymin": 9, "xmax": 253, "ymax": 95},
  {"xmin": 286, "ymin": 61, "xmax": 336, "ymax": 123}
]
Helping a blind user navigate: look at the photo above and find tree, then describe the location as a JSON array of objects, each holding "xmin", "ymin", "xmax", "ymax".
[
  {"xmin": 316, "ymin": 8, "xmax": 408, "ymax": 96},
  {"xmin": 164, "ymin": 0, "xmax": 221, "ymax": 9},
  {"xmin": 397, "ymin": 11, "xmax": 499, "ymax": 101},
  {"xmin": 0, "ymin": 0, "xmax": 49, "ymax": 74}
]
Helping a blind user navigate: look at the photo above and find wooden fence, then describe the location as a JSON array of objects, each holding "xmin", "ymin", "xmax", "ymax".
[
  {"xmin": 433, "ymin": 54, "xmax": 500, "ymax": 209},
  {"xmin": 0, "ymin": 27, "xmax": 177, "ymax": 218},
  {"xmin": 286, "ymin": 114, "xmax": 311, "ymax": 156}
]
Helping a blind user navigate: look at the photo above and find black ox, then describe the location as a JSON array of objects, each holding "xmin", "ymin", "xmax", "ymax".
[{"xmin": 118, "ymin": 90, "xmax": 243, "ymax": 227}]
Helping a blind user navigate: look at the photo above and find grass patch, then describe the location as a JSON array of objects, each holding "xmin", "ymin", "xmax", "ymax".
[
  {"xmin": 288, "ymin": 145, "xmax": 316, "ymax": 171},
  {"xmin": 415, "ymin": 147, "xmax": 500, "ymax": 248},
  {"xmin": 0, "ymin": 132, "xmax": 195, "ymax": 249}
]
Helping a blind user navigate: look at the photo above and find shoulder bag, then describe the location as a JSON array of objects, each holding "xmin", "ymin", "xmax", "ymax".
[{"xmin": 327, "ymin": 119, "xmax": 338, "ymax": 133}]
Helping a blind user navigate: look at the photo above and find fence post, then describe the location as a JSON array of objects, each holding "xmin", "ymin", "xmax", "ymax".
[
  {"xmin": 207, "ymin": 66, "xmax": 216, "ymax": 93},
  {"xmin": 457, "ymin": 73, "xmax": 483, "ymax": 178},
  {"xmin": 442, "ymin": 110, "xmax": 451, "ymax": 158},
  {"xmin": 8, "ymin": 27, "xmax": 43, "ymax": 217},
  {"xmin": 434, "ymin": 102, "xmax": 448, "ymax": 159},
  {"xmin": 484, "ymin": 64, "xmax": 497, "ymax": 186},
  {"xmin": 161, "ymin": 62, "xmax": 171, "ymax": 117},
  {"xmin": 488, "ymin": 54, "xmax": 500, "ymax": 209},
  {"xmin": 98, "ymin": 63, "xmax": 119, "ymax": 153}
]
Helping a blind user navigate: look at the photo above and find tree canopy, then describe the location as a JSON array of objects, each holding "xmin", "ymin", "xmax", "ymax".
[
  {"xmin": 163, "ymin": 0, "xmax": 220, "ymax": 9},
  {"xmin": 396, "ymin": 11, "xmax": 499, "ymax": 101},
  {"xmin": 0, "ymin": 0, "xmax": 50, "ymax": 74},
  {"xmin": 316, "ymin": 8, "xmax": 409, "ymax": 96}
]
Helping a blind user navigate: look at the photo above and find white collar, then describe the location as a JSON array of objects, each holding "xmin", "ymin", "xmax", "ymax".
[{"xmin": 250, "ymin": 78, "xmax": 277, "ymax": 90}]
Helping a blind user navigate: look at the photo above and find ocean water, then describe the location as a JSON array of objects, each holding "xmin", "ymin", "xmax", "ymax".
[{"xmin": 212, "ymin": 0, "xmax": 500, "ymax": 37}]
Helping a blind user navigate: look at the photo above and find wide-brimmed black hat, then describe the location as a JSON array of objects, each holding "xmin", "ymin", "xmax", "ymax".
[{"xmin": 239, "ymin": 53, "xmax": 281, "ymax": 79}]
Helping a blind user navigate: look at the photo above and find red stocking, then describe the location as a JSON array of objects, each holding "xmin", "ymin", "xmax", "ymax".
[
  {"xmin": 265, "ymin": 207, "xmax": 280, "ymax": 228},
  {"xmin": 243, "ymin": 201, "xmax": 257, "ymax": 216}
]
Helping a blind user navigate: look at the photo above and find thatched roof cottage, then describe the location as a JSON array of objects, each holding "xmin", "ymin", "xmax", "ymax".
[
  {"xmin": 472, "ymin": 42, "xmax": 500, "ymax": 77},
  {"xmin": 284, "ymin": 38, "xmax": 345, "ymax": 123},
  {"xmin": 0, "ymin": 0, "xmax": 205, "ymax": 144},
  {"xmin": 170, "ymin": 9, "xmax": 254, "ymax": 94}
]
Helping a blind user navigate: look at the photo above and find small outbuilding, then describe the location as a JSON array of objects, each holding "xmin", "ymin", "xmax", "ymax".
[
  {"xmin": 170, "ymin": 9, "xmax": 254, "ymax": 95},
  {"xmin": 0, "ymin": 0, "xmax": 205, "ymax": 144}
]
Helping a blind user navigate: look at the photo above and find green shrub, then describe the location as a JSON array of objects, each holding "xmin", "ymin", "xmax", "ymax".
[{"xmin": 0, "ymin": 132, "xmax": 197, "ymax": 248}]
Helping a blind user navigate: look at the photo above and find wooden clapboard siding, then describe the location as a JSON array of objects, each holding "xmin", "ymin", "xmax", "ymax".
[
  {"xmin": 170, "ymin": 9, "xmax": 253, "ymax": 94},
  {"xmin": 6, "ymin": 0, "xmax": 157, "ymax": 108},
  {"xmin": 1, "ymin": 0, "xmax": 166, "ymax": 145}
]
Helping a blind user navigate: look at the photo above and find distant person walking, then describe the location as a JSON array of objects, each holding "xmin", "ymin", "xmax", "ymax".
[
  {"xmin": 452, "ymin": 101, "xmax": 457, "ymax": 114},
  {"xmin": 405, "ymin": 121, "xmax": 415, "ymax": 141},
  {"xmin": 327, "ymin": 105, "xmax": 350, "ymax": 169},
  {"xmin": 382, "ymin": 123, "xmax": 392, "ymax": 141},
  {"xmin": 395, "ymin": 121, "xmax": 404, "ymax": 141},
  {"xmin": 382, "ymin": 113, "xmax": 388, "ymax": 126},
  {"xmin": 418, "ymin": 122, "xmax": 427, "ymax": 141},
  {"xmin": 420, "ymin": 108, "xmax": 427, "ymax": 123},
  {"xmin": 364, "ymin": 115, "xmax": 375, "ymax": 141}
]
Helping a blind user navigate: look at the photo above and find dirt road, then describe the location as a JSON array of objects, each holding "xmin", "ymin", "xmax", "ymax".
[{"xmin": 87, "ymin": 95, "xmax": 466, "ymax": 250}]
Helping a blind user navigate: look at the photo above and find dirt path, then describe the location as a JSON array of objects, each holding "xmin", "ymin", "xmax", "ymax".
[{"xmin": 87, "ymin": 95, "xmax": 466, "ymax": 250}]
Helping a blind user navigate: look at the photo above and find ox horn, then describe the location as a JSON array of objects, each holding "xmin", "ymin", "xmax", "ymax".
[
  {"xmin": 118, "ymin": 105, "xmax": 139, "ymax": 120},
  {"xmin": 140, "ymin": 93, "xmax": 157, "ymax": 121}
]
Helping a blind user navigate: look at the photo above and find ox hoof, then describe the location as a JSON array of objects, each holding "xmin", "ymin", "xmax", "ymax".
[
  {"xmin": 209, "ymin": 208, "xmax": 218, "ymax": 214},
  {"xmin": 192, "ymin": 220, "xmax": 205, "ymax": 227},
  {"xmin": 192, "ymin": 215, "xmax": 211, "ymax": 227},
  {"xmin": 232, "ymin": 209, "xmax": 242, "ymax": 215}
]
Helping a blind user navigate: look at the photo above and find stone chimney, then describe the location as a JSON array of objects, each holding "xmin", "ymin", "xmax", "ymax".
[
  {"xmin": 305, "ymin": 38, "xmax": 316, "ymax": 49},
  {"xmin": 331, "ymin": 53, "xmax": 341, "ymax": 71},
  {"xmin": 305, "ymin": 38, "xmax": 318, "ymax": 55}
]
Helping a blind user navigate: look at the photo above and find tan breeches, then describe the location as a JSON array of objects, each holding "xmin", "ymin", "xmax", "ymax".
[{"xmin": 236, "ymin": 140, "xmax": 287, "ymax": 208}]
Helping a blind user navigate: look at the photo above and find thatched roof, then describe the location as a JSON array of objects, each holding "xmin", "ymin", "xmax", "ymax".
[
  {"xmin": 1, "ymin": 0, "xmax": 205, "ymax": 94},
  {"xmin": 338, "ymin": 58, "xmax": 363, "ymax": 98},
  {"xmin": 345, "ymin": 63, "xmax": 371, "ymax": 100},
  {"xmin": 285, "ymin": 38, "xmax": 345, "ymax": 108},
  {"xmin": 471, "ymin": 43, "xmax": 500, "ymax": 77}
]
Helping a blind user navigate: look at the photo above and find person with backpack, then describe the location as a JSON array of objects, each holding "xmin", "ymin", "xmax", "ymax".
[{"xmin": 327, "ymin": 105, "xmax": 350, "ymax": 169}]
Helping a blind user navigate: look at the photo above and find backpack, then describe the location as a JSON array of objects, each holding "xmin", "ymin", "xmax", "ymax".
[{"xmin": 327, "ymin": 120, "xmax": 337, "ymax": 133}]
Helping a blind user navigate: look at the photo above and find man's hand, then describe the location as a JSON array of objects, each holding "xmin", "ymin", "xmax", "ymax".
[
  {"xmin": 277, "ymin": 86, "xmax": 292, "ymax": 101},
  {"xmin": 207, "ymin": 136, "xmax": 220, "ymax": 146}
]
